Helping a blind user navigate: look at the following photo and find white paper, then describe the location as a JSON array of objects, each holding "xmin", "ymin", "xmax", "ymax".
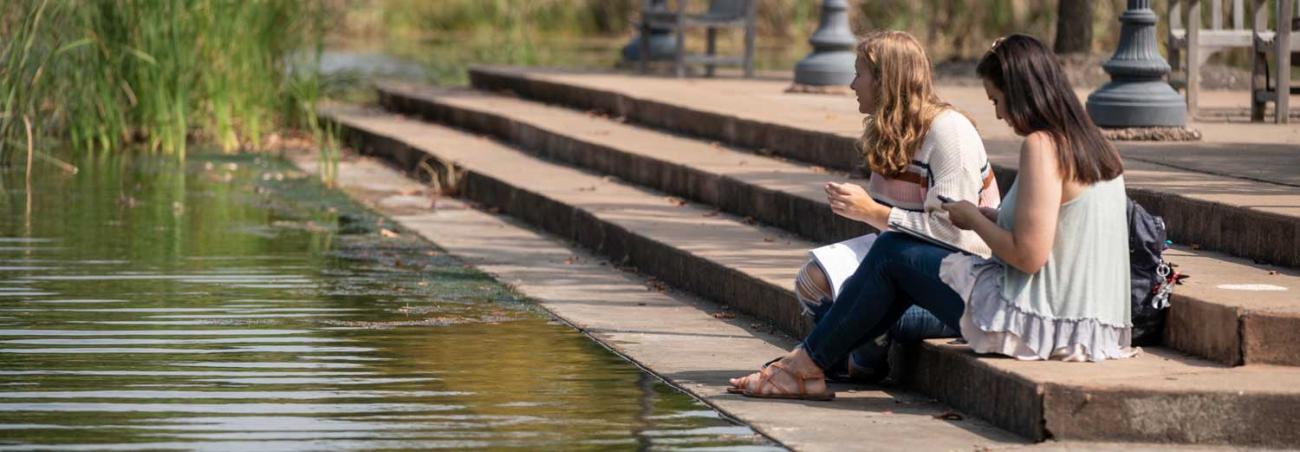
[{"xmin": 808, "ymin": 233, "xmax": 877, "ymax": 299}]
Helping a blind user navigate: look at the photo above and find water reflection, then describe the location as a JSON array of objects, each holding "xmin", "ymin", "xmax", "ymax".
[{"xmin": 0, "ymin": 153, "xmax": 775, "ymax": 450}]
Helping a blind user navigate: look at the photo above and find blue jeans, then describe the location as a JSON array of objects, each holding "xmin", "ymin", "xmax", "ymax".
[
  {"xmin": 803, "ymin": 298, "xmax": 956, "ymax": 375},
  {"xmin": 801, "ymin": 232, "xmax": 967, "ymax": 371}
]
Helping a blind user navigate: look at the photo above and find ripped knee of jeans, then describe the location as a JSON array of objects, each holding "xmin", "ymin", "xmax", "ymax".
[{"xmin": 795, "ymin": 260, "xmax": 833, "ymax": 317}]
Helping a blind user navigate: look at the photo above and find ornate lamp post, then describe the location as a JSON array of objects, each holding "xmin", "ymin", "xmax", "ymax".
[
  {"xmin": 621, "ymin": 0, "xmax": 677, "ymax": 65},
  {"xmin": 793, "ymin": 0, "xmax": 856, "ymax": 87},
  {"xmin": 1086, "ymin": 0, "xmax": 1186, "ymax": 128}
]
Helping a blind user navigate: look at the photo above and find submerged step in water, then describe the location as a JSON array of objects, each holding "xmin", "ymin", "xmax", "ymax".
[{"xmin": 0, "ymin": 153, "xmax": 775, "ymax": 450}]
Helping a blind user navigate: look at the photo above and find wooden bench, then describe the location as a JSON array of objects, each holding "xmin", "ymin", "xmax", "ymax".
[
  {"xmin": 637, "ymin": 0, "xmax": 757, "ymax": 78},
  {"xmin": 1167, "ymin": 0, "xmax": 1296, "ymax": 123}
]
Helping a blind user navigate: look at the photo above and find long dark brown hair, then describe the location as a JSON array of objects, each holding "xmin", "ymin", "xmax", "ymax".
[{"xmin": 976, "ymin": 34, "xmax": 1123, "ymax": 184}]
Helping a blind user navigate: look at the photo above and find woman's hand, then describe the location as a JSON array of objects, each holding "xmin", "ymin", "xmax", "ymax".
[
  {"xmin": 940, "ymin": 200, "xmax": 984, "ymax": 230},
  {"xmin": 826, "ymin": 182, "xmax": 888, "ymax": 228}
]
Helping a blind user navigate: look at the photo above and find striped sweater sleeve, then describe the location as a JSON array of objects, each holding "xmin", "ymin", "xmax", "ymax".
[{"xmin": 885, "ymin": 112, "xmax": 994, "ymax": 257}]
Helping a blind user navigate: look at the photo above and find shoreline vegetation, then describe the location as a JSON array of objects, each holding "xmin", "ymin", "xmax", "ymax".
[
  {"xmin": 0, "ymin": 0, "xmax": 1267, "ymax": 167},
  {"xmin": 1, "ymin": 0, "xmax": 330, "ymax": 165}
]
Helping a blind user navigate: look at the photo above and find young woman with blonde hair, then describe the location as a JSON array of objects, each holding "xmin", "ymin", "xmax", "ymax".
[{"xmin": 731, "ymin": 30, "xmax": 999, "ymax": 399}]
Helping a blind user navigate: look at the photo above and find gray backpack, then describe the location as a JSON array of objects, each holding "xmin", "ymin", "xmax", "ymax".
[{"xmin": 1127, "ymin": 198, "xmax": 1182, "ymax": 346}]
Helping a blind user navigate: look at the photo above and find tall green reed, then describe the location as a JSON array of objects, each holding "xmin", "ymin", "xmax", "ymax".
[
  {"xmin": 1, "ymin": 0, "xmax": 56, "ymax": 167},
  {"xmin": 1, "ymin": 0, "xmax": 329, "ymax": 163}
]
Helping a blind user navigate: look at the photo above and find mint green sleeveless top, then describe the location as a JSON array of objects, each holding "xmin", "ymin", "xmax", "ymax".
[{"xmin": 994, "ymin": 176, "xmax": 1131, "ymax": 326}]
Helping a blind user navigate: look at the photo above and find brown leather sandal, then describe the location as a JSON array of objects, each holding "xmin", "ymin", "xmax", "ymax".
[
  {"xmin": 727, "ymin": 356, "xmax": 780, "ymax": 394},
  {"xmin": 727, "ymin": 361, "xmax": 835, "ymax": 401}
]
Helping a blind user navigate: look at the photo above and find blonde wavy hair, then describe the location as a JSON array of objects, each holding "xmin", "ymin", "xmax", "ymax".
[{"xmin": 858, "ymin": 31, "xmax": 954, "ymax": 177}]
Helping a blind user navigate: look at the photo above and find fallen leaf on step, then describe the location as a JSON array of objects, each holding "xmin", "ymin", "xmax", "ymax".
[
  {"xmin": 577, "ymin": 186, "xmax": 596, "ymax": 192},
  {"xmin": 932, "ymin": 411, "xmax": 964, "ymax": 421},
  {"xmin": 645, "ymin": 278, "xmax": 667, "ymax": 292},
  {"xmin": 810, "ymin": 166, "xmax": 826, "ymax": 173},
  {"xmin": 666, "ymin": 197, "xmax": 687, "ymax": 207},
  {"xmin": 1269, "ymin": 270, "xmax": 1278, "ymax": 275},
  {"xmin": 763, "ymin": 237, "xmax": 774, "ymax": 242},
  {"xmin": 711, "ymin": 311, "xmax": 736, "ymax": 319},
  {"xmin": 563, "ymin": 258, "xmax": 574, "ymax": 265},
  {"xmin": 380, "ymin": 228, "xmax": 399, "ymax": 238}
]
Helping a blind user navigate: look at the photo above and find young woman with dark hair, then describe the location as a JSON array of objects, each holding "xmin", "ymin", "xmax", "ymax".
[
  {"xmin": 942, "ymin": 34, "xmax": 1133, "ymax": 361},
  {"xmin": 728, "ymin": 34, "xmax": 1133, "ymax": 402}
]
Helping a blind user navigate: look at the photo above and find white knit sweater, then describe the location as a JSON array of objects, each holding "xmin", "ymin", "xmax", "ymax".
[{"xmin": 878, "ymin": 110, "xmax": 997, "ymax": 257}]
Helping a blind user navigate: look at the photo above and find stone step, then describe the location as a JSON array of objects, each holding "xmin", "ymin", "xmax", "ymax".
[
  {"xmin": 376, "ymin": 82, "xmax": 871, "ymax": 245},
  {"xmin": 468, "ymin": 65, "xmax": 1300, "ymax": 270},
  {"xmin": 372, "ymin": 82, "xmax": 1300, "ymax": 368},
  {"xmin": 321, "ymin": 104, "xmax": 1300, "ymax": 447}
]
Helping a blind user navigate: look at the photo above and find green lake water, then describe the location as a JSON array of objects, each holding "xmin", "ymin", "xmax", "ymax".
[{"xmin": 0, "ymin": 153, "xmax": 776, "ymax": 450}]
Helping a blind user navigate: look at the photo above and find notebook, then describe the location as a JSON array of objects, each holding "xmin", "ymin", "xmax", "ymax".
[{"xmin": 887, "ymin": 221, "xmax": 976, "ymax": 256}]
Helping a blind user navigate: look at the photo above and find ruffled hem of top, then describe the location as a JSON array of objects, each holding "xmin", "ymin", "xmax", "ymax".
[{"xmin": 939, "ymin": 254, "xmax": 1138, "ymax": 363}]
